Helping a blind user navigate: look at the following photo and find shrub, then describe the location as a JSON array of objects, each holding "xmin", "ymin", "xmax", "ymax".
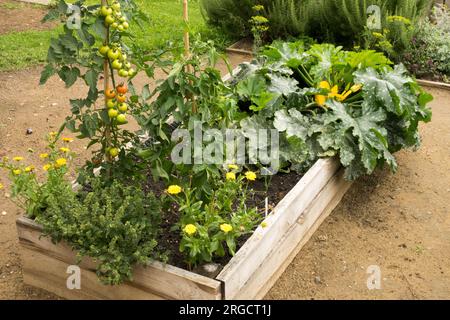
[
  {"xmin": 36, "ymin": 178, "xmax": 163, "ymax": 285},
  {"xmin": 201, "ymin": 0, "xmax": 434, "ymax": 45},
  {"xmin": 400, "ymin": 5, "xmax": 450, "ymax": 82}
]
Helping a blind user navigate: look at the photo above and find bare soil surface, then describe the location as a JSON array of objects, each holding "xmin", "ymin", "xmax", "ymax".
[{"xmin": 0, "ymin": 0, "xmax": 55, "ymax": 35}]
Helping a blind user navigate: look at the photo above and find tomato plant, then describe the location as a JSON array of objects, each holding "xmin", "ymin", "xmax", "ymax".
[{"xmin": 40, "ymin": 0, "xmax": 149, "ymax": 180}]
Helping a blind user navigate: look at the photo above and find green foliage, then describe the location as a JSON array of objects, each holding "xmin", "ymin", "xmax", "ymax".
[
  {"xmin": 400, "ymin": 5, "xmax": 450, "ymax": 83},
  {"xmin": 133, "ymin": 39, "xmax": 238, "ymax": 199},
  {"xmin": 35, "ymin": 177, "xmax": 163, "ymax": 285},
  {"xmin": 201, "ymin": 0, "xmax": 433, "ymax": 46},
  {"xmin": 232, "ymin": 41, "xmax": 432, "ymax": 180}
]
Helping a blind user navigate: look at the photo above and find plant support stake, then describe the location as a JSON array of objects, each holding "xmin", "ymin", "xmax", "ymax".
[{"xmin": 182, "ymin": 0, "xmax": 197, "ymax": 113}]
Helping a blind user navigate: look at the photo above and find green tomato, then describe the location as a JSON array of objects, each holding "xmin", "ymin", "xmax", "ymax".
[
  {"xmin": 108, "ymin": 109, "xmax": 118, "ymax": 118},
  {"xmin": 98, "ymin": 45, "xmax": 110, "ymax": 56},
  {"xmin": 119, "ymin": 16, "xmax": 127, "ymax": 23},
  {"xmin": 116, "ymin": 114, "xmax": 127, "ymax": 124},
  {"xmin": 118, "ymin": 103, "xmax": 128, "ymax": 112},
  {"xmin": 106, "ymin": 100, "xmax": 116, "ymax": 109},
  {"xmin": 118, "ymin": 69, "xmax": 129, "ymax": 77},
  {"xmin": 120, "ymin": 53, "xmax": 127, "ymax": 61},
  {"xmin": 105, "ymin": 15, "xmax": 115, "ymax": 25},
  {"xmin": 127, "ymin": 68, "xmax": 136, "ymax": 77},
  {"xmin": 117, "ymin": 24, "xmax": 125, "ymax": 32},
  {"xmin": 111, "ymin": 59, "xmax": 123, "ymax": 70},
  {"xmin": 107, "ymin": 49, "xmax": 120, "ymax": 60},
  {"xmin": 111, "ymin": 22, "xmax": 119, "ymax": 29},
  {"xmin": 124, "ymin": 62, "xmax": 131, "ymax": 69},
  {"xmin": 122, "ymin": 21, "xmax": 129, "ymax": 29},
  {"xmin": 100, "ymin": 6, "xmax": 112, "ymax": 16},
  {"xmin": 112, "ymin": 2, "xmax": 121, "ymax": 11}
]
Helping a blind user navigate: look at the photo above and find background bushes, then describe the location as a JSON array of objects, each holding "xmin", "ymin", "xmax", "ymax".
[{"xmin": 200, "ymin": 0, "xmax": 434, "ymax": 44}]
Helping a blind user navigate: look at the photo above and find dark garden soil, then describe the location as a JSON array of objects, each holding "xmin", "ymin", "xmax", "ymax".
[{"xmin": 0, "ymin": 0, "xmax": 56, "ymax": 35}]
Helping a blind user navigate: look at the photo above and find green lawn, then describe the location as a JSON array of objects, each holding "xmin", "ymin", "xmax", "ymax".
[{"xmin": 0, "ymin": 0, "xmax": 230, "ymax": 72}]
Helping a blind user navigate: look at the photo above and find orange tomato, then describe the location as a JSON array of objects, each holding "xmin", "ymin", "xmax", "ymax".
[
  {"xmin": 116, "ymin": 93, "xmax": 126, "ymax": 103},
  {"xmin": 116, "ymin": 83, "xmax": 128, "ymax": 94},
  {"xmin": 105, "ymin": 89, "xmax": 116, "ymax": 99}
]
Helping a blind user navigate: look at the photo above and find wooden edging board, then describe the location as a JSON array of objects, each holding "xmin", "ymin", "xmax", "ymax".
[{"xmin": 417, "ymin": 79, "xmax": 450, "ymax": 91}]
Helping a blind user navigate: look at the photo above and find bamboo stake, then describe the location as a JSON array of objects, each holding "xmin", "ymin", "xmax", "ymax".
[
  {"xmin": 102, "ymin": 0, "xmax": 112, "ymax": 163},
  {"xmin": 182, "ymin": 0, "xmax": 197, "ymax": 113}
]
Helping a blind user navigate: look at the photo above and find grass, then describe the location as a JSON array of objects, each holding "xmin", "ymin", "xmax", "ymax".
[{"xmin": 0, "ymin": 0, "xmax": 231, "ymax": 72}]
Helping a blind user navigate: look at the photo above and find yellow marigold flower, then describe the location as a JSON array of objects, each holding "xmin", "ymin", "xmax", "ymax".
[
  {"xmin": 226, "ymin": 172, "xmax": 236, "ymax": 181},
  {"xmin": 62, "ymin": 137, "xmax": 74, "ymax": 143},
  {"xmin": 228, "ymin": 164, "xmax": 239, "ymax": 170},
  {"xmin": 220, "ymin": 223, "xmax": 233, "ymax": 233},
  {"xmin": 167, "ymin": 185, "xmax": 182, "ymax": 195},
  {"xmin": 49, "ymin": 131, "xmax": 58, "ymax": 137},
  {"xmin": 261, "ymin": 221, "xmax": 268, "ymax": 228},
  {"xmin": 55, "ymin": 158, "xmax": 67, "ymax": 168},
  {"xmin": 245, "ymin": 171, "xmax": 257, "ymax": 181},
  {"xmin": 0, "ymin": 183, "xmax": 4, "ymax": 190},
  {"xmin": 252, "ymin": 4, "xmax": 264, "ymax": 11},
  {"xmin": 39, "ymin": 153, "xmax": 49, "ymax": 159},
  {"xmin": 13, "ymin": 169, "xmax": 22, "ymax": 175},
  {"xmin": 59, "ymin": 147, "xmax": 70, "ymax": 153},
  {"xmin": 43, "ymin": 164, "xmax": 52, "ymax": 171},
  {"xmin": 25, "ymin": 166, "xmax": 35, "ymax": 173},
  {"xmin": 183, "ymin": 224, "xmax": 197, "ymax": 236},
  {"xmin": 13, "ymin": 157, "xmax": 24, "ymax": 162}
]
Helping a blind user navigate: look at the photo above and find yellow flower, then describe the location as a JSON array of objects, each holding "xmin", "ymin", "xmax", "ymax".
[
  {"xmin": 183, "ymin": 224, "xmax": 197, "ymax": 236},
  {"xmin": 13, "ymin": 157, "xmax": 24, "ymax": 162},
  {"xmin": 245, "ymin": 171, "xmax": 257, "ymax": 181},
  {"xmin": 226, "ymin": 172, "xmax": 236, "ymax": 181},
  {"xmin": 55, "ymin": 158, "xmax": 67, "ymax": 168},
  {"xmin": 59, "ymin": 147, "xmax": 70, "ymax": 153},
  {"xmin": 220, "ymin": 223, "xmax": 233, "ymax": 233},
  {"xmin": 228, "ymin": 164, "xmax": 239, "ymax": 170},
  {"xmin": 43, "ymin": 164, "xmax": 52, "ymax": 171},
  {"xmin": 49, "ymin": 131, "xmax": 58, "ymax": 137},
  {"xmin": 39, "ymin": 153, "xmax": 49, "ymax": 159},
  {"xmin": 0, "ymin": 183, "xmax": 3, "ymax": 190},
  {"xmin": 25, "ymin": 166, "xmax": 35, "ymax": 173},
  {"xmin": 62, "ymin": 137, "xmax": 74, "ymax": 143},
  {"xmin": 167, "ymin": 185, "xmax": 182, "ymax": 195},
  {"xmin": 261, "ymin": 221, "xmax": 268, "ymax": 228},
  {"xmin": 315, "ymin": 81, "xmax": 331, "ymax": 106},
  {"xmin": 13, "ymin": 169, "xmax": 22, "ymax": 175}
]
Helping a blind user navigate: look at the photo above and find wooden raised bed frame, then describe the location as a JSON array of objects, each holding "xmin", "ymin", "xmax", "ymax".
[{"xmin": 16, "ymin": 157, "xmax": 352, "ymax": 300}]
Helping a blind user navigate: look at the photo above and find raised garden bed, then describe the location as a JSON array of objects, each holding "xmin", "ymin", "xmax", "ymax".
[{"xmin": 16, "ymin": 157, "xmax": 352, "ymax": 300}]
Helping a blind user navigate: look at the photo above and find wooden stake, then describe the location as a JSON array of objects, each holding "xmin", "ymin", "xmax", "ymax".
[
  {"xmin": 183, "ymin": 0, "xmax": 190, "ymax": 59},
  {"xmin": 102, "ymin": 0, "xmax": 112, "ymax": 162},
  {"xmin": 182, "ymin": 0, "xmax": 197, "ymax": 113}
]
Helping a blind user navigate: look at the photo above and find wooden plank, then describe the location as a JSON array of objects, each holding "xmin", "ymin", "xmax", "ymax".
[
  {"xmin": 17, "ymin": 217, "xmax": 222, "ymax": 300},
  {"xmin": 216, "ymin": 157, "xmax": 341, "ymax": 299},
  {"xmin": 234, "ymin": 168, "xmax": 352, "ymax": 299},
  {"xmin": 416, "ymin": 79, "xmax": 450, "ymax": 91}
]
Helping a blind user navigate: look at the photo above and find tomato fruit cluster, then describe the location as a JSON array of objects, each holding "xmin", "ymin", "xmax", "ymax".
[
  {"xmin": 98, "ymin": 2, "xmax": 135, "ymax": 79},
  {"xmin": 105, "ymin": 84, "xmax": 129, "ymax": 130}
]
